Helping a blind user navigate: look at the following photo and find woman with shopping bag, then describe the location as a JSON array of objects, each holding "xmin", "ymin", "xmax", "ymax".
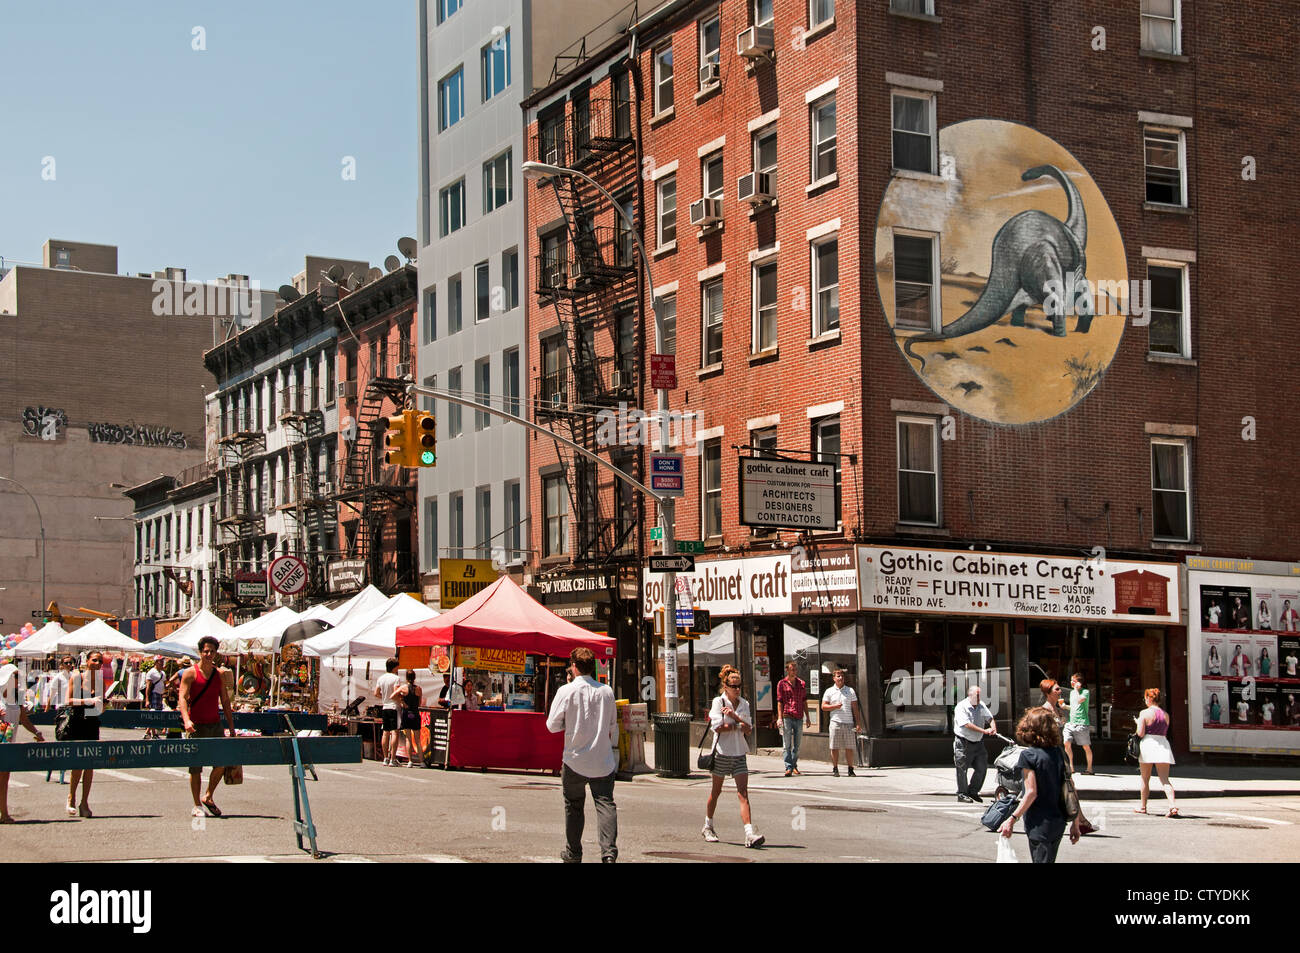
[{"xmin": 999, "ymin": 707, "xmax": 1082, "ymax": 863}]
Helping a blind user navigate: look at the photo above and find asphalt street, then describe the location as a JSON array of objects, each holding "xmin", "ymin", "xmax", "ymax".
[{"xmin": 4, "ymin": 730, "xmax": 1299, "ymax": 863}]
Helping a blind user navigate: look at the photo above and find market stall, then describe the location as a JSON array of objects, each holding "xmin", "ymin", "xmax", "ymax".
[{"xmin": 395, "ymin": 577, "xmax": 616, "ymax": 772}]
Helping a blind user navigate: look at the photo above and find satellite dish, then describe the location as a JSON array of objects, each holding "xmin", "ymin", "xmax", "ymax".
[
  {"xmin": 278, "ymin": 284, "xmax": 301, "ymax": 301},
  {"xmin": 327, "ymin": 264, "xmax": 345, "ymax": 283},
  {"xmin": 367, "ymin": 267, "xmax": 384, "ymax": 283},
  {"xmin": 397, "ymin": 237, "xmax": 417, "ymax": 260},
  {"xmin": 348, "ymin": 272, "xmax": 364, "ymax": 289},
  {"xmin": 384, "ymin": 255, "xmax": 401, "ymax": 272}
]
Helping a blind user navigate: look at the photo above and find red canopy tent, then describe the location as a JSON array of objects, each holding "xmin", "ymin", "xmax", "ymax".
[{"xmin": 395, "ymin": 576, "xmax": 616, "ymax": 772}]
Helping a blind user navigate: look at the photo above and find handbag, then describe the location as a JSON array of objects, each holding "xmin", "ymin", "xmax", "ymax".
[
  {"xmin": 980, "ymin": 793, "xmax": 1020, "ymax": 832},
  {"xmin": 1125, "ymin": 732, "xmax": 1141, "ymax": 763},
  {"xmin": 54, "ymin": 705, "xmax": 82, "ymax": 741},
  {"xmin": 224, "ymin": 764, "xmax": 244, "ymax": 785},
  {"xmin": 1060, "ymin": 758, "xmax": 1081, "ymax": 821},
  {"xmin": 696, "ymin": 722, "xmax": 717, "ymax": 772}
]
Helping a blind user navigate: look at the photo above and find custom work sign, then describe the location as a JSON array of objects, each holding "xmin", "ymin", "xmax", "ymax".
[{"xmin": 739, "ymin": 457, "xmax": 838, "ymax": 530}]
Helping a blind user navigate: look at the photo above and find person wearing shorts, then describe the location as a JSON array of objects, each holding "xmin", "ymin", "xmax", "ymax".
[
  {"xmin": 179, "ymin": 636, "xmax": 235, "ymax": 818},
  {"xmin": 821, "ymin": 669, "xmax": 863, "ymax": 777},
  {"xmin": 1063, "ymin": 673, "xmax": 1094, "ymax": 774},
  {"xmin": 375, "ymin": 657, "xmax": 403, "ymax": 765},
  {"xmin": 702, "ymin": 665, "xmax": 764, "ymax": 848},
  {"xmin": 1, "ymin": 652, "xmax": 46, "ymax": 823}
]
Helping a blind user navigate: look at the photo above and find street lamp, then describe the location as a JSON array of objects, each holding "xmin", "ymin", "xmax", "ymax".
[
  {"xmin": 522, "ymin": 159, "xmax": 683, "ymax": 713},
  {"xmin": 0, "ymin": 476, "xmax": 45, "ymax": 612}
]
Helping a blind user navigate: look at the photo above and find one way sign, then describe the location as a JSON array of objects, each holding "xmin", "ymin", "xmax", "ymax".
[{"xmin": 649, "ymin": 554, "xmax": 695, "ymax": 573}]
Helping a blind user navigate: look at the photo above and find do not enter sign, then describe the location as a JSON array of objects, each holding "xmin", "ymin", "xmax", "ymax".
[{"xmin": 268, "ymin": 555, "xmax": 309, "ymax": 595}]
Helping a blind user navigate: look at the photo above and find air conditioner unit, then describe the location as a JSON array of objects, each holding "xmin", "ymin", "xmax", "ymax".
[
  {"xmin": 737, "ymin": 171, "xmax": 777, "ymax": 205},
  {"xmin": 698, "ymin": 62, "xmax": 720, "ymax": 87},
  {"xmin": 545, "ymin": 147, "xmax": 561, "ymax": 166},
  {"xmin": 689, "ymin": 197, "xmax": 724, "ymax": 227},
  {"xmin": 610, "ymin": 370, "xmax": 626, "ymax": 390},
  {"xmin": 737, "ymin": 26, "xmax": 775, "ymax": 58},
  {"xmin": 395, "ymin": 362, "xmax": 412, "ymax": 379},
  {"xmin": 549, "ymin": 388, "xmax": 566, "ymax": 408},
  {"xmin": 338, "ymin": 380, "xmax": 357, "ymax": 401}
]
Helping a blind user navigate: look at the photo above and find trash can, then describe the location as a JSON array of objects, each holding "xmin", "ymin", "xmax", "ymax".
[{"xmin": 653, "ymin": 711, "xmax": 692, "ymax": 778}]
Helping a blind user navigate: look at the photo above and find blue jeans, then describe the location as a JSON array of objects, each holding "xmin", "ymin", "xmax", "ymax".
[{"xmin": 781, "ymin": 717, "xmax": 804, "ymax": 771}]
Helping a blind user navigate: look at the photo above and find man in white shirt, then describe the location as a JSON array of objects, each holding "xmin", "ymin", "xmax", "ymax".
[
  {"xmin": 820, "ymin": 669, "xmax": 863, "ymax": 777},
  {"xmin": 546, "ymin": 647, "xmax": 618, "ymax": 863},
  {"xmin": 952, "ymin": 685, "xmax": 996, "ymax": 803},
  {"xmin": 374, "ymin": 657, "xmax": 403, "ymax": 766}
]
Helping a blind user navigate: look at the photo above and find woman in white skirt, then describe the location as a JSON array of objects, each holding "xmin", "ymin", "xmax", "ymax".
[
  {"xmin": 1134, "ymin": 687, "xmax": 1178, "ymax": 817},
  {"xmin": 702, "ymin": 665, "xmax": 764, "ymax": 848}
]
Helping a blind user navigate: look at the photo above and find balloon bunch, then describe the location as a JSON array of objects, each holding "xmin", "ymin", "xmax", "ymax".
[{"xmin": 2, "ymin": 622, "xmax": 37, "ymax": 649}]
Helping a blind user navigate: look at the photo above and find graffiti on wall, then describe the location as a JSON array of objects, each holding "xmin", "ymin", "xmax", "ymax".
[
  {"xmin": 22, "ymin": 406, "xmax": 68, "ymax": 440},
  {"xmin": 87, "ymin": 422, "xmax": 188, "ymax": 449},
  {"xmin": 875, "ymin": 119, "xmax": 1128, "ymax": 425}
]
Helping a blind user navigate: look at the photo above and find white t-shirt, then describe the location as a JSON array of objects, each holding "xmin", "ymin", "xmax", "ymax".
[
  {"xmin": 0, "ymin": 663, "xmax": 21, "ymax": 724},
  {"xmin": 1262, "ymin": 702, "xmax": 1275, "ymax": 722},
  {"xmin": 707, "ymin": 693, "xmax": 754, "ymax": 757},
  {"xmin": 1236, "ymin": 701, "xmax": 1251, "ymax": 722},
  {"xmin": 823, "ymin": 685, "xmax": 858, "ymax": 725},
  {"xmin": 1287, "ymin": 655, "xmax": 1298, "ymax": 676},
  {"xmin": 145, "ymin": 668, "xmax": 164, "ymax": 698},
  {"xmin": 376, "ymin": 673, "xmax": 402, "ymax": 710}
]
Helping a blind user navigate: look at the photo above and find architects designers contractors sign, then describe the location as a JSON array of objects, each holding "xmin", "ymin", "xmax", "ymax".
[
  {"xmin": 1187, "ymin": 562, "xmax": 1300, "ymax": 756},
  {"xmin": 642, "ymin": 549, "xmax": 859, "ymax": 619},
  {"xmin": 875, "ymin": 120, "xmax": 1128, "ymax": 425},
  {"xmin": 739, "ymin": 457, "xmax": 838, "ymax": 530},
  {"xmin": 858, "ymin": 547, "xmax": 1179, "ymax": 624}
]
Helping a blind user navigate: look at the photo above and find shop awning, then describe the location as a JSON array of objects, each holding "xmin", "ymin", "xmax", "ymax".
[{"xmin": 396, "ymin": 576, "xmax": 616, "ymax": 660}]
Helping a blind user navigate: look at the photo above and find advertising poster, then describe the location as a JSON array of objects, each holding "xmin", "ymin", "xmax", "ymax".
[
  {"xmin": 1229, "ymin": 681, "xmax": 1255, "ymax": 726},
  {"xmin": 1279, "ymin": 591, "xmax": 1300, "ymax": 632},
  {"xmin": 1203, "ymin": 634, "xmax": 1226, "ymax": 677},
  {"xmin": 1226, "ymin": 640, "xmax": 1254, "ymax": 679},
  {"xmin": 1280, "ymin": 635, "xmax": 1300, "ymax": 680},
  {"xmin": 1225, "ymin": 587, "xmax": 1253, "ymax": 631},
  {"xmin": 752, "ymin": 635, "xmax": 772, "ymax": 713},
  {"xmin": 1201, "ymin": 585, "xmax": 1226, "ymax": 630},
  {"xmin": 1253, "ymin": 634, "xmax": 1278, "ymax": 679},
  {"xmin": 1254, "ymin": 589, "xmax": 1276, "ymax": 630},
  {"xmin": 1202, "ymin": 681, "xmax": 1229, "ymax": 728},
  {"xmin": 1258, "ymin": 683, "xmax": 1279, "ymax": 727}
]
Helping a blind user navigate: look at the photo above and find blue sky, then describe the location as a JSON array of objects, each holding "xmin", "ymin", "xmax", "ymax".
[{"xmin": 0, "ymin": 1, "xmax": 417, "ymax": 285}]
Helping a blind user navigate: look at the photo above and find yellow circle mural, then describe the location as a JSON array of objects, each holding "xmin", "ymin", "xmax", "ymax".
[{"xmin": 876, "ymin": 119, "xmax": 1127, "ymax": 425}]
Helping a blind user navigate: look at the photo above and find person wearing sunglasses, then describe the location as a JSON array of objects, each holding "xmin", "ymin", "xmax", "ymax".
[
  {"xmin": 703, "ymin": 665, "xmax": 764, "ymax": 848},
  {"xmin": 65, "ymin": 653, "xmax": 105, "ymax": 817}
]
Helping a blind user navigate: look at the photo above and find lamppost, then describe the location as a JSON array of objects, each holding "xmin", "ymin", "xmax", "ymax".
[
  {"xmin": 0, "ymin": 476, "xmax": 46, "ymax": 613},
  {"xmin": 522, "ymin": 159, "xmax": 682, "ymax": 713}
]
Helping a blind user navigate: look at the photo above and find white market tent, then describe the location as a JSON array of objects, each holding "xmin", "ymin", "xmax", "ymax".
[
  {"xmin": 55, "ymin": 618, "xmax": 153, "ymax": 654},
  {"xmin": 14, "ymin": 621, "xmax": 71, "ymax": 658},
  {"xmin": 298, "ymin": 603, "xmax": 335, "ymax": 623},
  {"xmin": 302, "ymin": 594, "xmax": 436, "ymax": 659},
  {"xmin": 326, "ymin": 585, "xmax": 390, "ymax": 628},
  {"xmin": 150, "ymin": 609, "xmax": 237, "ymax": 658},
  {"xmin": 225, "ymin": 605, "xmax": 302, "ymax": 655}
]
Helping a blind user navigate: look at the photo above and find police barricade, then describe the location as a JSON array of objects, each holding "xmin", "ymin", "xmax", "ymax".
[
  {"xmin": 0, "ymin": 732, "xmax": 360, "ymax": 859},
  {"xmin": 26, "ymin": 709, "xmax": 328, "ymax": 733}
]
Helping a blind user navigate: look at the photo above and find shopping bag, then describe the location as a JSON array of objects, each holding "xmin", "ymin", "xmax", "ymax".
[
  {"xmin": 996, "ymin": 836, "xmax": 1019, "ymax": 864},
  {"xmin": 224, "ymin": 764, "xmax": 244, "ymax": 785}
]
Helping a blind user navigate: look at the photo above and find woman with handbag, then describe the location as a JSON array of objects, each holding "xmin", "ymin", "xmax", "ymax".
[
  {"xmin": 1, "ymin": 651, "xmax": 47, "ymax": 823},
  {"xmin": 999, "ymin": 707, "xmax": 1082, "ymax": 863},
  {"xmin": 65, "ymin": 652, "xmax": 105, "ymax": 818},
  {"xmin": 701, "ymin": 666, "xmax": 764, "ymax": 848},
  {"xmin": 1134, "ymin": 687, "xmax": 1178, "ymax": 817},
  {"xmin": 396, "ymin": 670, "xmax": 424, "ymax": 767}
]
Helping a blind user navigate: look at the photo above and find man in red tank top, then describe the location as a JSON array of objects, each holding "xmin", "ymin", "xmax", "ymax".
[{"xmin": 178, "ymin": 636, "xmax": 235, "ymax": 818}]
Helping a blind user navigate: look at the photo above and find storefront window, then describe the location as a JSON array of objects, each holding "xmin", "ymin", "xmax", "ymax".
[
  {"xmin": 882, "ymin": 619, "xmax": 1009, "ymax": 734},
  {"xmin": 785, "ymin": 617, "xmax": 858, "ymax": 731}
]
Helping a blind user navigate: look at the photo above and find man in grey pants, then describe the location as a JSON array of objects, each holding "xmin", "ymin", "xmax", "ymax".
[
  {"xmin": 952, "ymin": 684, "xmax": 996, "ymax": 803},
  {"xmin": 546, "ymin": 646, "xmax": 619, "ymax": 863}
]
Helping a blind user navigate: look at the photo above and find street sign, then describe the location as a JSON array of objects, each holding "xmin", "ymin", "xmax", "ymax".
[
  {"xmin": 649, "ymin": 453, "xmax": 685, "ymax": 498},
  {"xmin": 676, "ymin": 607, "xmax": 694, "ymax": 627},
  {"xmin": 676, "ymin": 539, "xmax": 704, "ymax": 554},
  {"xmin": 650, "ymin": 526, "xmax": 664, "ymax": 541},
  {"xmin": 650, "ymin": 353, "xmax": 677, "ymax": 390},
  {"xmin": 649, "ymin": 554, "xmax": 695, "ymax": 573},
  {"xmin": 739, "ymin": 456, "xmax": 839, "ymax": 530},
  {"xmin": 268, "ymin": 555, "xmax": 309, "ymax": 595}
]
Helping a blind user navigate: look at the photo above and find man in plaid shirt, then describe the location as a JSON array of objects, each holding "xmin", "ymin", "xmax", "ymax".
[{"xmin": 776, "ymin": 661, "xmax": 813, "ymax": 777}]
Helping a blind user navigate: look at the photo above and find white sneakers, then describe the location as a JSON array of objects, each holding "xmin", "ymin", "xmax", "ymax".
[
  {"xmin": 745, "ymin": 831, "xmax": 765, "ymax": 848},
  {"xmin": 701, "ymin": 825, "xmax": 720, "ymax": 843}
]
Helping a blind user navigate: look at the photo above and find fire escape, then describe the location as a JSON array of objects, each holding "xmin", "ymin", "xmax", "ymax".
[
  {"xmin": 214, "ymin": 405, "xmax": 265, "ymax": 611},
  {"xmin": 533, "ymin": 89, "xmax": 642, "ymax": 567},
  {"xmin": 334, "ymin": 339, "xmax": 416, "ymax": 593},
  {"xmin": 276, "ymin": 385, "xmax": 334, "ymax": 596}
]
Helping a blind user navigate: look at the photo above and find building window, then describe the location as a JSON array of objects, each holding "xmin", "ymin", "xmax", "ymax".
[
  {"xmin": 474, "ymin": 359, "xmax": 490, "ymax": 430},
  {"xmin": 810, "ymin": 0, "xmax": 834, "ymax": 28},
  {"xmin": 450, "ymin": 492, "xmax": 464, "ymax": 556},
  {"xmin": 475, "ymin": 261, "xmax": 490, "ymax": 321},
  {"xmin": 753, "ymin": 258, "xmax": 778, "ymax": 352},
  {"xmin": 654, "ymin": 45, "xmax": 674, "ymax": 114},
  {"xmin": 1148, "ymin": 263, "xmax": 1189, "ymax": 357},
  {"xmin": 448, "ymin": 274, "xmax": 463, "ymax": 333},
  {"xmin": 502, "ymin": 249, "xmax": 519, "ymax": 310},
  {"xmin": 703, "ymin": 438, "xmax": 722, "ymax": 538},
  {"xmin": 657, "ymin": 174, "xmax": 677, "ymax": 247},
  {"xmin": 1141, "ymin": 0, "xmax": 1180, "ymax": 54},
  {"xmin": 544, "ymin": 475, "xmax": 568, "ymax": 557},
  {"xmin": 325, "ymin": 348, "xmax": 336, "ymax": 403},
  {"xmin": 754, "ymin": 0, "xmax": 774, "ymax": 25},
  {"xmin": 1144, "ymin": 128, "xmax": 1185, "ymax": 206},
  {"xmin": 503, "ymin": 348, "xmax": 520, "ymax": 417},
  {"xmin": 810, "ymin": 94, "xmax": 837, "ymax": 182},
  {"xmin": 439, "ymin": 179, "xmax": 466, "ymax": 236},
  {"xmin": 615, "ymin": 193, "xmax": 636, "ymax": 267},
  {"xmin": 438, "ymin": 67, "xmax": 464, "ymax": 131},
  {"xmin": 1152, "ymin": 440, "xmax": 1190, "ymax": 540},
  {"xmin": 702, "ymin": 278, "xmax": 724, "ymax": 367},
  {"xmin": 698, "ymin": 16, "xmax": 721, "ymax": 88},
  {"xmin": 812, "ymin": 238, "xmax": 839, "ymax": 336},
  {"xmin": 702, "ymin": 151, "xmax": 724, "ymax": 201},
  {"xmin": 423, "ymin": 288, "xmax": 437, "ymax": 344},
  {"xmin": 476, "ymin": 486, "xmax": 492, "ymax": 558},
  {"xmin": 483, "ymin": 149, "xmax": 513, "ymax": 213},
  {"xmin": 481, "ymin": 29, "xmax": 511, "ymax": 101},
  {"xmin": 540, "ymin": 110, "xmax": 566, "ymax": 166},
  {"xmin": 661, "ymin": 294, "xmax": 677, "ymax": 354},
  {"xmin": 813, "ymin": 415, "xmax": 842, "ymax": 525},
  {"xmin": 613, "ymin": 70, "xmax": 632, "ymax": 138},
  {"xmin": 893, "ymin": 232, "xmax": 937, "ymax": 331},
  {"xmin": 424, "ymin": 498, "xmax": 438, "ymax": 572},
  {"xmin": 892, "ymin": 92, "xmax": 935, "ymax": 173},
  {"xmin": 754, "ymin": 125, "xmax": 777, "ymax": 179},
  {"xmin": 504, "ymin": 480, "xmax": 522, "ymax": 562},
  {"xmin": 437, "ymin": 0, "xmax": 462, "ymax": 24},
  {"xmin": 448, "ymin": 366, "xmax": 463, "ymax": 437},
  {"xmin": 891, "ymin": 0, "xmax": 934, "ymax": 13},
  {"xmin": 898, "ymin": 416, "xmax": 939, "ymax": 525},
  {"xmin": 541, "ymin": 338, "xmax": 566, "ymax": 408}
]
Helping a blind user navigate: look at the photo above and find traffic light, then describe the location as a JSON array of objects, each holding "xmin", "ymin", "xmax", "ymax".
[
  {"xmin": 413, "ymin": 411, "xmax": 436, "ymax": 466},
  {"xmin": 384, "ymin": 411, "xmax": 415, "ymax": 467}
]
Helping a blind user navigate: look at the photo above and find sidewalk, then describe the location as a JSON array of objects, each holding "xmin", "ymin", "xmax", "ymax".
[{"xmin": 631, "ymin": 744, "xmax": 1300, "ymax": 800}]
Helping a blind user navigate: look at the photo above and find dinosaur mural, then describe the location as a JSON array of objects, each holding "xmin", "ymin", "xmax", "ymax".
[
  {"xmin": 875, "ymin": 119, "xmax": 1128, "ymax": 426},
  {"xmin": 903, "ymin": 165, "xmax": 1093, "ymax": 372}
]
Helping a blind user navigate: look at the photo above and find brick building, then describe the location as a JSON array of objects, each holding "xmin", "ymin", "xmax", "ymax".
[{"xmin": 524, "ymin": 0, "xmax": 1298, "ymax": 763}]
